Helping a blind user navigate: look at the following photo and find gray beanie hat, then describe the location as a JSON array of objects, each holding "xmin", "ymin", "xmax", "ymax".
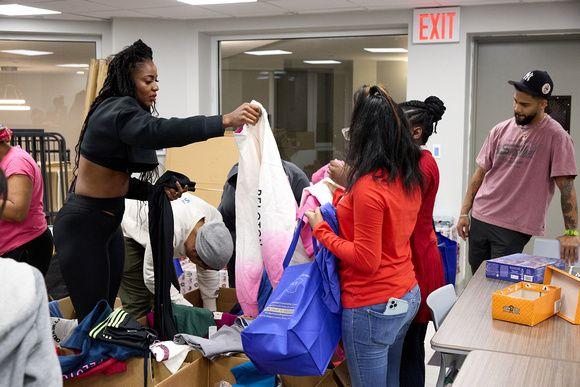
[{"xmin": 195, "ymin": 220, "xmax": 234, "ymax": 270}]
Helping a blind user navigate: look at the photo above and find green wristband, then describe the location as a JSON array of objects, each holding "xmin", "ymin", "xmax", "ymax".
[{"xmin": 564, "ymin": 229, "xmax": 579, "ymax": 237}]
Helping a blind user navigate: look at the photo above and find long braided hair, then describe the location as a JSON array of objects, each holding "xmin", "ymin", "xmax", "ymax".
[
  {"xmin": 399, "ymin": 96, "xmax": 446, "ymax": 145},
  {"xmin": 345, "ymin": 85, "xmax": 423, "ymax": 193},
  {"xmin": 74, "ymin": 39, "xmax": 158, "ymax": 182}
]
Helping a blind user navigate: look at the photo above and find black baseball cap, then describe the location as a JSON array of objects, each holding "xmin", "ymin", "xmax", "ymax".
[{"xmin": 508, "ymin": 70, "xmax": 553, "ymax": 99}]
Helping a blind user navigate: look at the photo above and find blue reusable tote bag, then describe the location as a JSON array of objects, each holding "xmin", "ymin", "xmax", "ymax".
[
  {"xmin": 436, "ymin": 231, "xmax": 458, "ymax": 286},
  {"xmin": 241, "ymin": 203, "xmax": 342, "ymax": 376}
]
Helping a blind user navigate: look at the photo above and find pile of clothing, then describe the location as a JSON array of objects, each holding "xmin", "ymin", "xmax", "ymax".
[
  {"xmin": 147, "ymin": 304, "xmax": 252, "ymax": 374},
  {"xmin": 50, "ymin": 300, "xmax": 157, "ymax": 381}
]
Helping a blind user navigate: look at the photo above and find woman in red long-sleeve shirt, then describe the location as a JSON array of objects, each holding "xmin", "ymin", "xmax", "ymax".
[
  {"xmin": 398, "ymin": 96, "xmax": 447, "ymax": 387},
  {"xmin": 306, "ymin": 85, "xmax": 424, "ymax": 387}
]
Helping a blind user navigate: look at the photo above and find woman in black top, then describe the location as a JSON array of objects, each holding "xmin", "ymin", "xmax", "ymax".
[{"xmin": 53, "ymin": 40, "xmax": 260, "ymax": 320}]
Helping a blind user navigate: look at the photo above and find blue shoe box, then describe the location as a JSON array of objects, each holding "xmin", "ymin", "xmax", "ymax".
[{"xmin": 485, "ymin": 253, "xmax": 566, "ymax": 283}]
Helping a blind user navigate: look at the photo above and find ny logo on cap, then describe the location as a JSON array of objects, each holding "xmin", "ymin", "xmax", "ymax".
[{"xmin": 522, "ymin": 71, "xmax": 534, "ymax": 82}]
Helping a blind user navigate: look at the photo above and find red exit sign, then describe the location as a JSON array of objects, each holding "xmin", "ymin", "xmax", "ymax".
[{"xmin": 413, "ymin": 7, "xmax": 460, "ymax": 44}]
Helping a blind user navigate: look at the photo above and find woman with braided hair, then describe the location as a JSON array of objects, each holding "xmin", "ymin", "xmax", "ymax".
[
  {"xmin": 398, "ymin": 96, "xmax": 447, "ymax": 387},
  {"xmin": 53, "ymin": 39, "xmax": 260, "ymax": 320}
]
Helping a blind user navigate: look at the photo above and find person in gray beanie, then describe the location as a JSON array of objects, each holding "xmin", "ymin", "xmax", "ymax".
[
  {"xmin": 195, "ymin": 220, "xmax": 234, "ymax": 270},
  {"xmin": 121, "ymin": 193, "xmax": 233, "ymax": 315}
]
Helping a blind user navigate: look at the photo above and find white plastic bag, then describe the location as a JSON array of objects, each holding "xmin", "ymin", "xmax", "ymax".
[{"xmin": 234, "ymin": 101, "xmax": 297, "ymax": 317}]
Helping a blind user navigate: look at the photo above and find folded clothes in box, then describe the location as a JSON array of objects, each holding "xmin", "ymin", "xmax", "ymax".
[
  {"xmin": 491, "ymin": 281, "xmax": 561, "ymax": 326},
  {"xmin": 485, "ymin": 253, "xmax": 565, "ymax": 283}
]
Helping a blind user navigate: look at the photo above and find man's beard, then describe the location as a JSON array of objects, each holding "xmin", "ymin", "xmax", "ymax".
[{"xmin": 514, "ymin": 111, "xmax": 537, "ymax": 126}]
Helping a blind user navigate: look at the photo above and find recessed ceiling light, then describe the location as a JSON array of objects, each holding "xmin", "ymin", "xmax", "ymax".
[
  {"xmin": 178, "ymin": 0, "xmax": 257, "ymax": 4},
  {"xmin": 245, "ymin": 50, "xmax": 292, "ymax": 56},
  {"xmin": 0, "ymin": 4, "xmax": 60, "ymax": 16},
  {"xmin": 0, "ymin": 105, "xmax": 31, "ymax": 111},
  {"xmin": 57, "ymin": 64, "xmax": 89, "ymax": 68},
  {"xmin": 0, "ymin": 99, "xmax": 25, "ymax": 105},
  {"xmin": 303, "ymin": 60, "xmax": 342, "ymax": 65},
  {"xmin": 76, "ymin": 71, "xmax": 85, "ymax": 75},
  {"xmin": 364, "ymin": 48, "xmax": 408, "ymax": 53},
  {"xmin": 1, "ymin": 49, "xmax": 53, "ymax": 56}
]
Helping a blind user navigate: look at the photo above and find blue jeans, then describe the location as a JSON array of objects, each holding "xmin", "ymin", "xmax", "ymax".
[{"xmin": 342, "ymin": 285, "xmax": 421, "ymax": 387}]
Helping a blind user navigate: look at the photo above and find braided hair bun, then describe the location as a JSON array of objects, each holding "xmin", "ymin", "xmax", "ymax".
[
  {"xmin": 424, "ymin": 96, "xmax": 446, "ymax": 123},
  {"xmin": 399, "ymin": 96, "xmax": 446, "ymax": 145}
]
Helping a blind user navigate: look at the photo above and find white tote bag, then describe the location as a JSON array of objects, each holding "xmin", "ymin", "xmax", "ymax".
[{"xmin": 234, "ymin": 101, "xmax": 297, "ymax": 317}]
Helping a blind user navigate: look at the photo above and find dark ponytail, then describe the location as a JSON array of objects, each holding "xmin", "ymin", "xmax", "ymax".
[
  {"xmin": 345, "ymin": 85, "xmax": 423, "ymax": 193},
  {"xmin": 399, "ymin": 96, "xmax": 446, "ymax": 145},
  {"xmin": 73, "ymin": 40, "xmax": 156, "ymax": 177}
]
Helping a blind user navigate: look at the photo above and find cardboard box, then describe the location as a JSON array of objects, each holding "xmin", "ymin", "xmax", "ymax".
[
  {"xmin": 280, "ymin": 371, "xmax": 339, "ymax": 387},
  {"xmin": 485, "ymin": 253, "xmax": 565, "ymax": 283},
  {"xmin": 59, "ymin": 297, "xmax": 203, "ymax": 387},
  {"xmin": 184, "ymin": 287, "xmax": 238, "ymax": 313},
  {"xmin": 544, "ymin": 265, "xmax": 580, "ymax": 324},
  {"xmin": 491, "ymin": 281, "xmax": 561, "ymax": 326},
  {"xmin": 58, "ymin": 297, "xmax": 122, "ymax": 320},
  {"xmin": 186, "ymin": 355, "xmax": 251, "ymax": 386},
  {"xmin": 65, "ymin": 351, "xmax": 203, "ymax": 387},
  {"xmin": 294, "ymin": 131, "xmax": 316, "ymax": 149},
  {"xmin": 332, "ymin": 361, "xmax": 351, "ymax": 387}
]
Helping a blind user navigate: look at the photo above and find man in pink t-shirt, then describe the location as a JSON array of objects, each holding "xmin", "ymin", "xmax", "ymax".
[{"xmin": 457, "ymin": 70, "xmax": 578, "ymax": 273}]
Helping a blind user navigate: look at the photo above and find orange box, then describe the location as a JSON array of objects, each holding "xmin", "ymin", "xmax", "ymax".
[
  {"xmin": 544, "ymin": 265, "xmax": 580, "ymax": 324},
  {"xmin": 491, "ymin": 282, "xmax": 561, "ymax": 326}
]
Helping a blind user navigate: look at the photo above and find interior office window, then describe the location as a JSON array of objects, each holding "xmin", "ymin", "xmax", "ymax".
[
  {"xmin": 548, "ymin": 96, "xmax": 571, "ymax": 134},
  {"xmin": 0, "ymin": 40, "xmax": 96, "ymax": 161},
  {"xmin": 220, "ymin": 35, "xmax": 408, "ymax": 177}
]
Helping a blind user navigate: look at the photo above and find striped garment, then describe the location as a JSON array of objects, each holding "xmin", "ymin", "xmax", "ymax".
[{"xmin": 89, "ymin": 308, "xmax": 130, "ymax": 339}]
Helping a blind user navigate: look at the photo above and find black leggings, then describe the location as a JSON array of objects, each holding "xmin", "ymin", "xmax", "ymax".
[
  {"xmin": 400, "ymin": 322, "xmax": 428, "ymax": 387},
  {"xmin": 53, "ymin": 194, "xmax": 125, "ymax": 321},
  {"xmin": 3, "ymin": 228, "xmax": 54, "ymax": 276}
]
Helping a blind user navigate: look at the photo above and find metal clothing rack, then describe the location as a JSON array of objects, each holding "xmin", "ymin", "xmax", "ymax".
[{"xmin": 10, "ymin": 129, "xmax": 70, "ymax": 224}]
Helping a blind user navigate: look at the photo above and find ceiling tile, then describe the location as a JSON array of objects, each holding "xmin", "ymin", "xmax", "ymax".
[
  {"xmin": 137, "ymin": 5, "xmax": 229, "ymax": 19},
  {"xmin": 6, "ymin": 0, "xmax": 66, "ymax": 2},
  {"xmin": 199, "ymin": 2, "xmax": 289, "ymax": 17},
  {"xmin": 15, "ymin": 0, "xmax": 115, "ymax": 13},
  {"xmin": 6, "ymin": 0, "xmax": 532, "ymax": 21},
  {"xmin": 91, "ymin": 0, "xmax": 178, "ymax": 9},
  {"xmin": 266, "ymin": 0, "xmax": 363, "ymax": 13},
  {"xmin": 79, "ymin": 9, "xmax": 154, "ymax": 18},
  {"xmin": 39, "ymin": 13, "xmax": 103, "ymax": 20},
  {"xmin": 349, "ymin": 0, "xmax": 432, "ymax": 8},
  {"xmin": 436, "ymin": 0, "xmax": 518, "ymax": 4}
]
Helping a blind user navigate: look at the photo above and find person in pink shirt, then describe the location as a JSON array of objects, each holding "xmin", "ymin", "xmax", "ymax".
[
  {"xmin": 0, "ymin": 124, "xmax": 53, "ymax": 275},
  {"xmin": 457, "ymin": 70, "xmax": 579, "ymax": 272}
]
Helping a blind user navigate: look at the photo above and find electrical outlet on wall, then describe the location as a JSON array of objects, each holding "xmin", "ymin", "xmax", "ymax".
[{"xmin": 432, "ymin": 144, "xmax": 441, "ymax": 159}]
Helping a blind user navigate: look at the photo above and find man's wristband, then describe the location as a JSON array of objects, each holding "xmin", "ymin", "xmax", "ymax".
[
  {"xmin": 459, "ymin": 214, "xmax": 470, "ymax": 218},
  {"xmin": 564, "ymin": 229, "xmax": 579, "ymax": 237}
]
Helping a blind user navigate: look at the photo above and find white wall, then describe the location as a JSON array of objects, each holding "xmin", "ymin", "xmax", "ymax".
[
  {"xmin": 377, "ymin": 60, "xmax": 407, "ymax": 103},
  {"xmin": 111, "ymin": 19, "xmax": 194, "ymax": 119},
  {"xmin": 0, "ymin": 17, "xmax": 112, "ymax": 57}
]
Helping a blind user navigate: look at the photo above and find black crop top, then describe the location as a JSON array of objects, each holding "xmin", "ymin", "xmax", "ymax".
[{"xmin": 80, "ymin": 96, "xmax": 224, "ymax": 173}]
